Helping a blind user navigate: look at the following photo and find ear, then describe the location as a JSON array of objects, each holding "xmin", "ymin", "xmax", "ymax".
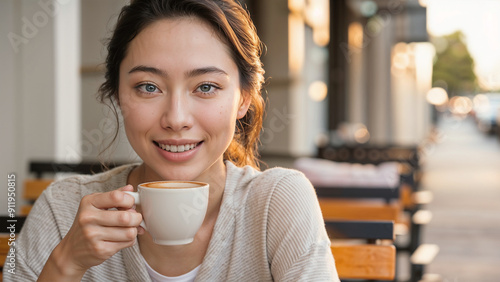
[{"xmin": 237, "ymin": 92, "xmax": 251, "ymax": 119}]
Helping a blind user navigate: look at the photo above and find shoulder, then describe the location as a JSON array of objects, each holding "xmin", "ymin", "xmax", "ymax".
[
  {"xmin": 226, "ymin": 160, "xmax": 311, "ymax": 187},
  {"xmin": 226, "ymin": 161, "xmax": 315, "ymax": 209},
  {"xmin": 260, "ymin": 167, "xmax": 318, "ymax": 213},
  {"xmin": 260, "ymin": 166, "xmax": 313, "ymax": 191},
  {"xmin": 250, "ymin": 164, "xmax": 315, "ymax": 199}
]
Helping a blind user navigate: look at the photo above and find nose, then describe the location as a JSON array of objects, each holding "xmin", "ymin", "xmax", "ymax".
[{"xmin": 160, "ymin": 92, "xmax": 193, "ymax": 131}]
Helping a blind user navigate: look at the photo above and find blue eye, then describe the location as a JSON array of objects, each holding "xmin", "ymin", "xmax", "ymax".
[
  {"xmin": 136, "ymin": 83, "xmax": 160, "ymax": 94},
  {"xmin": 196, "ymin": 83, "xmax": 220, "ymax": 96},
  {"xmin": 145, "ymin": 84, "xmax": 157, "ymax": 92}
]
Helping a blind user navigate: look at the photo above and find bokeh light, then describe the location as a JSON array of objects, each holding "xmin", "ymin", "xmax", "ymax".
[
  {"xmin": 449, "ymin": 96, "xmax": 473, "ymax": 115},
  {"xmin": 354, "ymin": 126, "xmax": 370, "ymax": 144},
  {"xmin": 426, "ymin": 87, "xmax": 449, "ymax": 106},
  {"xmin": 472, "ymin": 94, "xmax": 490, "ymax": 112},
  {"xmin": 308, "ymin": 81, "xmax": 328, "ymax": 101}
]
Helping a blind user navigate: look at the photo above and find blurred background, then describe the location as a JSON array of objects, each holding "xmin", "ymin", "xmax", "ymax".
[{"xmin": 1, "ymin": 0, "xmax": 499, "ymax": 281}]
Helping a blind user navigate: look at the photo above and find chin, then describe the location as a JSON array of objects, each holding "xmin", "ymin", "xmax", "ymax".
[{"xmin": 155, "ymin": 166, "xmax": 201, "ymax": 181}]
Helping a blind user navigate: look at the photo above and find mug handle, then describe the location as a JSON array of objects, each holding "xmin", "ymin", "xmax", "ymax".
[{"xmin": 124, "ymin": 191, "xmax": 147, "ymax": 230}]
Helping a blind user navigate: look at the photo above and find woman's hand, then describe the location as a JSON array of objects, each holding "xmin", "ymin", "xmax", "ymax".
[{"xmin": 38, "ymin": 185, "xmax": 143, "ymax": 281}]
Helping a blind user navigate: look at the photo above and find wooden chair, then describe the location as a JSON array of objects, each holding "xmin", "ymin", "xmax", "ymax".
[
  {"xmin": 21, "ymin": 179, "xmax": 54, "ymax": 215},
  {"xmin": 315, "ymin": 145, "xmax": 438, "ymax": 281},
  {"xmin": 333, "ymin": 244, "xmax": 396, "ymax": 280},
  {"xmin": 326, "ymin": 220, "xmax": 396, "ymax": 280}
]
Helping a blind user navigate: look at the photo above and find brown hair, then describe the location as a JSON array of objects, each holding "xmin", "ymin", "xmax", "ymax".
[{"xmin": 98, "ymin": 0, "xmax": 265, "ymax": 169}]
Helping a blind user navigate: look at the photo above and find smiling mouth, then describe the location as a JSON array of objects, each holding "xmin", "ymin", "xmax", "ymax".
[{"xmin": 153, "ymin": 141, "xmax": 203, "ymax": 153}]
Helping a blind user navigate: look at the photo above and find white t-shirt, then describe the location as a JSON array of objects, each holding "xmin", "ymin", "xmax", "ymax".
[{"xmin": 143, "ymin": 256, "xmax": 200, "ymax": 282}]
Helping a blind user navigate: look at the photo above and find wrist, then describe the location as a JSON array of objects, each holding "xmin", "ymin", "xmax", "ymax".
[{"xmin": 38, "ymin": 243, "xmax": 86, "ymax": 281}]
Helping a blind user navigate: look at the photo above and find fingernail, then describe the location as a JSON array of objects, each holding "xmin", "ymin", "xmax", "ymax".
[{"xmin": 137, "ymin": 227, "xmax": 145, "ymax": 235}]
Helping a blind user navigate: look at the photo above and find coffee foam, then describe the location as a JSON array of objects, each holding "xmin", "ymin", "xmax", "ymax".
[{"xmin": 141, "ymin": 181, "xmax": 206, "ymax": 189}]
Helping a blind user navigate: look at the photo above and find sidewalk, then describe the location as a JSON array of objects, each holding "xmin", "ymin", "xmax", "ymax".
[{"xmin": 421, "ymin": 115, "xmax": 500, "ymax": 281}]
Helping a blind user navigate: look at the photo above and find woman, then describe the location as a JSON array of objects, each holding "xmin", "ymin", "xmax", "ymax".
[{"xmin": 4, "ymin": 0, "xmax": 339, "ymax": 281}]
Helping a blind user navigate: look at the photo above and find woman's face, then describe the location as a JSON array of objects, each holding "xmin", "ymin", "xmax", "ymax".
[{"xmin": 118, "ymin": 17, "xmax": 249, "ymax": 182}]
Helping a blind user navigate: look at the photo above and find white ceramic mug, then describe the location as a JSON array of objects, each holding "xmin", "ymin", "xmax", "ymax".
[{"xmin": 125, "ymin": 181, "xmax": 209, "ymax": 245}]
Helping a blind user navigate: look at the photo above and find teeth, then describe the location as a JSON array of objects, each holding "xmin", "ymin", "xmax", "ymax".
[{"xmin": 158, "ymin": 142, "xmax": 198, "ymax": 153}]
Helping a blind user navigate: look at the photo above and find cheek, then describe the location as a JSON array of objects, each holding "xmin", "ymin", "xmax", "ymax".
[
  {"xmin": 120, "ymin": 100, "xmax": 154, "ymax": 135},
  {"xmin": 197, "ymin": 100, "xmax": 238, "ymax": 135}
]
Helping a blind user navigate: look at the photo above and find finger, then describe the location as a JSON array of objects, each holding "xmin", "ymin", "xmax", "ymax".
[
  {"xmin": 137, "ymin": 226, "xmax": 146, "ymax": 235},
  {"xmin": 101, "ymin": 240, "xmax": 138, "ymax": 254},
  {"xmin": 97, "ymin": 226, "xmax": 138, "ymax": 243},
  {"xmin": 86, "ymin": 238, "xmax": 137, "ymax": 261},
  {"xmin": 119, "ymin": 184, "xmax": 134, "ymax": 192},
  {"xmin": 116, "ymin": 206, "xmax": 137, "ymax": 212},
  {"xmin": 93, "ymin": 209, "xmax": 143, "ymax": 227},
  {"xmin": 91, "ymin": 186, "xmax": 135, "ymax": 210}
]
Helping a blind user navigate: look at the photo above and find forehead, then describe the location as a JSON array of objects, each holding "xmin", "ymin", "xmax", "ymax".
[{"xmin": 122, "ymin": 17, "xmax": 237, "ymax": 74}]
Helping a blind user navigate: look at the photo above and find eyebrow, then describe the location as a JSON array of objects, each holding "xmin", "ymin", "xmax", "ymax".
[
  {"xmin": 185, "ymin": 66, "xmax": 228, "ymax": 78},
  {"xmin": 128, "ymin": 65, "xmax": 228, "ymax": 78},
  {"xmin": 128, "ymin": 65, "xmax": 167, "ymax": 76}
]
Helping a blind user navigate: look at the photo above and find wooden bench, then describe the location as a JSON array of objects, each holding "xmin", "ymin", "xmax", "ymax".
[
  {"xmin": 320, "ymin": 198, "xmax": 402, "ymax": 222},
  {"xmin": 326, "ymin": 220, "xmax": 396, "ymax": 280},
  {"xmin": 21, "ymin": 179, "xmax": 54, "ymax": 215},
  {"xmin": 333, "ymin": 244, "xmax": 396, "ymax": 280},
  {"xmin": 315, "ymin": 184, "xmax": 405, "ymax": 236},
  {"xmin": 315, "ymin": 186, "xmax": 400, "ymax": 281},
  {"xmin": 316, "ymin": 145, "xmax": 438, "ymax": 281},
  {"xmin": 316, "ymin": 171, "xmax": 436, "ymax": 281}
]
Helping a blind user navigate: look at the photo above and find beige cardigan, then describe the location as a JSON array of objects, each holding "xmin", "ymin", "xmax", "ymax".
[{"xmin": 4, "ymin": 161, "xmax": 339, "ymax": 281}]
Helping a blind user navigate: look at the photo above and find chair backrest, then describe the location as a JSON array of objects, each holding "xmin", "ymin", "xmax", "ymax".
[
  {"xmin": 29, "ymin": 161, "xmax": 124, "ymax": 178},
  {"xmin": 327, "ymin": 220, "xmax": 396, "ymax": 280},
  {"xmin": 332, "ymin": 244, "xmax": 396, "ymax": 280},
  {"xmin": 317, "ymin": 144, "xmax": 419, "ymax": 168}
]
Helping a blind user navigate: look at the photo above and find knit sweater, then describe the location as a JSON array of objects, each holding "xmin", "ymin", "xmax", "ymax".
[{"xmin": 3, "ymin": 161, "xmax": 339, "ymax": 281}]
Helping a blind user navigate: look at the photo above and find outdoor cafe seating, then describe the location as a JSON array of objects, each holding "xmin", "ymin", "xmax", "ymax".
[{"xmin": 299, "ymin": 144, "xmax": 440, "ymax": 281}]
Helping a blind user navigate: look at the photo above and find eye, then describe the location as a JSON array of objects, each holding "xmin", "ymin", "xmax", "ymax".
[
  {"xmin": 195, "ymin": 83, "xmax": 221, "ymax": 96},
  {"xmin": 136, "ymin": 83, "xmax": 161, "ymax": 94},
  {"xmin": 199, "ymin": 84, "xmax": 213, "ymax": 92}
]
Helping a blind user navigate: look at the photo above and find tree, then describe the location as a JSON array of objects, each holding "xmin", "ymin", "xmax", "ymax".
[{"xmin": 432, "ymin": 31, "xmax": 477, "ymax": 96}]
